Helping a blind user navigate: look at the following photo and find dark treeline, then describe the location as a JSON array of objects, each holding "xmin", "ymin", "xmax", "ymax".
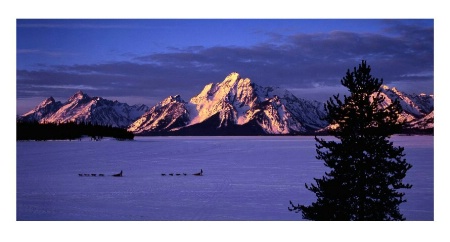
[{"xmin": 17, "ymin": 121, "xmax": 134, "ymax": 141}]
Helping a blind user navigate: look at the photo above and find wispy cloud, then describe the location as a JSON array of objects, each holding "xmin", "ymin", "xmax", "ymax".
[
  {"xmin": 133, "ymin": 24, "xmax": 433, "ymax": 86},
  {"xmin": 17, "ymin": 23, "xmax": 143, "ymax": 29},
  {"xmin": 16, "ymin": 21, "xmax": 171, "ymax": 30},
  {"xmin": 17, "ymin": 22, "xmax": 433, "ymax": 109},
  {"xmin": 30, "ymin": 84, "xmax": 101, "ymax": 90},
  {"xmin": 17, "ymin": 49, "xmax": 77, "ymax": 57}
]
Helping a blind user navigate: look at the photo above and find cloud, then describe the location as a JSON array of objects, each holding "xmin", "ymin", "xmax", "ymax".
[
  {"xmin": 16, "ymin": 22, "xmax": 152, "ymax": 30},
  {"xmin": 17, "ymin": 49, "xmax": 76, "ymax": 57},
  {"xmin": 17, "ymin": 22, "xmax": 433, "ymax": 111},
  {"xmin": 133, "ymin": 23, "xmax": 433, "ymax": 85},
  {"xmin": 29, "ymin": 84, "xmax": 100, "ymax": 91}
]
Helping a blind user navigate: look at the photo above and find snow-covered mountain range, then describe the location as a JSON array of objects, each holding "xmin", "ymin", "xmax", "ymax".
[
  {"xmin": 128, "ymin": 72, "xmax": 328, "ymax": 135},
  {"xmin": 18, "ymin": 72, "xmax": 434, "ymax": 135},
  {"xmin": 18, "ymin": 91, "xmax": 149, "ymax": 128},
  {"xmin": 379, "ymin": 85, "xmax": 434, "ymax": 123}
]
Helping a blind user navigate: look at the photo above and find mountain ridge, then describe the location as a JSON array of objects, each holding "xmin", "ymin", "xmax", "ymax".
[
  {"xmin": 18, "ymin": 73, "xmax": 434, "ymax": 135},
  {"xmin": 128, "ymin": 72, "xmax": 330, "ymax": 135},
  {"xmin": 18, "ymin": 91, "xmax": 149, "ymax": 128}
]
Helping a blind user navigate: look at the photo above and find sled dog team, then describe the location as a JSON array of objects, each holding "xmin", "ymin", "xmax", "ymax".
[
  {"xmin": 161, "ymin": 169, "xmax": 203, "ymax": 176},
  {"xmin": 78, "ymin": 169, "xmax": 203, "ymax": 177},
  {"xmin": 78, "ymin": 170, "xmax": 122, "ymax": 177}
]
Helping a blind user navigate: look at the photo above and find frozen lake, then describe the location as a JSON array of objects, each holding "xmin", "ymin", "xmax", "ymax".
[{"xmin": 16, "ymin": 135, "xmax": 433, "ymax": 221}]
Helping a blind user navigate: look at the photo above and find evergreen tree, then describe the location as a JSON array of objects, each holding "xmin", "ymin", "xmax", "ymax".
[{"xmin": 289, "ymin": 60, "xmax": 412, "ymax": 220}]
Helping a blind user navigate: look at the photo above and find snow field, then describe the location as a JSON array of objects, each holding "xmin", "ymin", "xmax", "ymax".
[{"xmin": 16, "ymin": 135, "xmax": 433, "ymax": 221}]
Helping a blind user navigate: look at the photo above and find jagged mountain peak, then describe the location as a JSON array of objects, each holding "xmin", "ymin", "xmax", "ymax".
[
  {"xmin": 191, "ymin": 72, "xmax": 252, "ymax": 104},
  {"xmin": 161, "ymin": 95, "xmax": 185, "ymax": 106},
  {"xmin": 128, "ymin": 94, "xmax": 189, "ymax": 134},
  {"xmin": 189, "ymin": 73, "xmax": 260, "ymax": 126},
  {"xmin": 381, "ymin": 85, "xmax": 402, "ymax": 95},
  {"xmin": 379, "ymin": 84, "xmax": 434, "ymax": 120},
  {"xmin": 131, "ymin": 73, "xmax": 330, "ymax": 135},
  {"xmin": 43, "ymin": 96, "xmax": 56, "ymax": 104},
  {"xmin": 34, "ymin": 96, "xmax": 59, "ymax": 110},
  {"xmin": 321, "ymin": 84, "xmax": 434, "ymax": 132},
  {"xmin": 224, "ymin": 72, "xmax": 241, "ymax": 82},
  {"xmin": 18, "ymin": 91, "xmax": 149, "ymax": 128},
  {"xmin": 381, "ymin": 85, "xmax": 403, "ymax": 94},
  {"xmin": 223, "ymin": 72, "xmax": 253, "ymax": 88},
  {"xmin": 68, "ymin": 90, "xmax": 90, "ymax": 103},
  {"xmin": 19, "ymin": 74, "xmax": 434, "ymax": 135},
  {"xmin": 130, "ymin": 73, "xmax": 433, "ymax": 135},
  {"xmin": 19, "ymin": 96, "xmax": 63, "ymax": 122}
]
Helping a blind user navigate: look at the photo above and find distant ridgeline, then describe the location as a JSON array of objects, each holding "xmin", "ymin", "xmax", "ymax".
[
  {"xmin": 16, "ymin": 121, "xmax": 134, "ymax": 141},
  {"xmin": 17, "ymin": 73, "xmax": 434, "ymax": 136}
]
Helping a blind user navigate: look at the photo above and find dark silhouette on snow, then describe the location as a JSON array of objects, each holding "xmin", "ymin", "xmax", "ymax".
[
  {"xmin": 193, "ymin": 169, "xmax": 203, "ymax": 176},
  {"xmin": 161, "ymin": 170, "xmax": 202, "ymax": 176},
  {"xmin": 78, "ymin": 173, "xmax": 105, "ymax": 177},
  {"xmin": 112, "ymin": 170, "xmax": 123, "ymax": 177}
]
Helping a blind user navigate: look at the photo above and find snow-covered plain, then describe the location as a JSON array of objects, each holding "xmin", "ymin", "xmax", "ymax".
[{"xmin": 16, "ymin": 135, "xmax": 433, "ymax": 221}]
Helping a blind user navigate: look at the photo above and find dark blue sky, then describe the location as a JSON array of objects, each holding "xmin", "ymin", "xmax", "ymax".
[{"xmin": 16, "ymin": 19, "xmax": 434, "ymax": 114}]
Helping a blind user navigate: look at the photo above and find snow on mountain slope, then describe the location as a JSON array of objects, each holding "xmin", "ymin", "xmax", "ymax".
[
  {"xmin": 131, "ymin": 72, "xmax": 328, "ymax": 135},
  {"xmin": 18, "ymin": 74, "xmax": 433, "ymax": 135},
  {"xmin": 19, "ymin": 97, "xmax": 63, "ymax": 122},
  {"xmin": 189, "ymin": 72, "xmax": 258, "ymax": 126},
  {"xmin": 262, "ymin": 87, "xmax": 328, "ymax": 130},
  {"xmin": 128, "ymin": 95, "xmax": 190, "ymax": 134},
  {"xmin": 130, "ymin": 73, "xmax": 433, "ymax": 135},
  {"xmin": 18, "ymin": 91, "xmax": 149, "ymax": 128},
  {"xmin": 380, "ymin": 85, "xmax": 434, "ymax": 121},
  {"xmin": 320, "ymin": 85, "xmax": 434, "ymax": 132},
  {"xmin": 190, "ymin": 73, "xmax": 328, "ymax": 134},
  {"xmin": 409, "ymin": 110, "xmax": 434, "ymax": 129}
]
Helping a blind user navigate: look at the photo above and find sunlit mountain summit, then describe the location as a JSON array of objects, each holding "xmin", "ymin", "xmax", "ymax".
[
  {"xmin": 128, "ymin": 72, "xmax": 329, "ymax": 135},
  {"xmin": 18, "ymin": 73, "xmax": 434, "ymax": 135},
  {"xmin": 127, "ymin": 72, "xmax": 434, "ymax": 135}
]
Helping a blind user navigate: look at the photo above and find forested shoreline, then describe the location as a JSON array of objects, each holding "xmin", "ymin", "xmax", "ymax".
[
  {"xmin": 16, "ymin": 120, "xmax": 432, "ymax": 141},
  {"xmin": 16, "ymin": 121, "xmax": 134, "ymax": 141}
]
